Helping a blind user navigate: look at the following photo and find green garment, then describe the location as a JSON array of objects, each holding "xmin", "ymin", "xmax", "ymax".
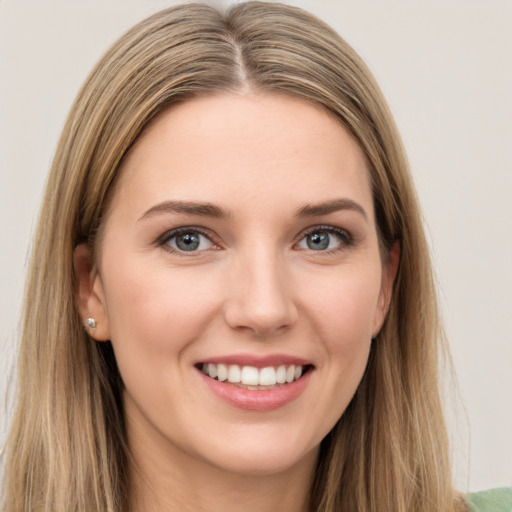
[{"xmin": 468, "ymin": 488, "xmax": 512, "ymax": 512}]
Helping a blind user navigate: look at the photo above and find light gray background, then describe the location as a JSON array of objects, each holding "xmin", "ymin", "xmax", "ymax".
[{"xmin": 1, "ymin": 0, "xmax": 511, "ymax": 492}]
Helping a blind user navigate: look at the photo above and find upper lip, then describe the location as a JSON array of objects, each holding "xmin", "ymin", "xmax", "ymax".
[{"xmin": 197, "ymin": 353, "xmax": 313, "ymax": 368}]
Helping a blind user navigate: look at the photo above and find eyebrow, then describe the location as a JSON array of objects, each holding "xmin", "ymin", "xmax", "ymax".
[
  {"xmin": 296, "ymin": 198, "xmax": 368, "ymax": 221},
  {"xmin": 138, "ymin": 200, "xmax": 230, "ymax": 221},
  {"xmin": 138, "ymin": 197, "xmax": 367, "ymax": 222}
]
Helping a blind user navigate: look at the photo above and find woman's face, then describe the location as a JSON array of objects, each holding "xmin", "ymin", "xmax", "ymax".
[{"xmin": 79, "ymin": 93, "xmax": 397, "ymax": 477}]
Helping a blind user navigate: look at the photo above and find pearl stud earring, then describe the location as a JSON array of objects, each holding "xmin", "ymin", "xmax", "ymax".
[{"xmin": 86, "ymin": 318, "xmax": 97, "ymax": 330}]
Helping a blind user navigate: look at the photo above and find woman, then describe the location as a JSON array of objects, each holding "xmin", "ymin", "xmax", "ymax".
[{"xmin": 1, "ymin": 2, "xmax": 509, "ymax": 511}]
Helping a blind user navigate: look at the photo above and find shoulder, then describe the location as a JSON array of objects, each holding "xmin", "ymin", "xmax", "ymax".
[{"xmin": 467, "ymin": 488, "xmax": 512, "ymax": 512}]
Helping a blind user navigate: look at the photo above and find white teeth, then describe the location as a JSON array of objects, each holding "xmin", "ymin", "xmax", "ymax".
[
  {"xmin": 241, "ymin": 366, "xmax": 259, "ymax": 385},
  {"xmin": 259, "ymin": 367, "xmax": 276, "ymax": 386},
  {"xmin": 201, "ymin": 363, "xmax": 306, "ymax": 386},
  {"xmin": 208, "ymin": 364, "xmax": 217, "ymax": 379},
  {"xmin": 217, "ymin": 363, "xmax": 228, "ymax": 382},
  {"xmin": 227, "ymin": 365, "xmax": 241, "ymax": 383},
  {"xmin": 276, "ymin": 365, "xmax": 287, "ymax": 384}
]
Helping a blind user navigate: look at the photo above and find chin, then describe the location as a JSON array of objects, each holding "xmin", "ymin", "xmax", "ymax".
[
  {"xmin": 206, "ymin": 446, "xmax": 318, "ymax": 478},
  {"xmin": 186, "ymin": 423, "xmax": 323, "ymax": 477}
]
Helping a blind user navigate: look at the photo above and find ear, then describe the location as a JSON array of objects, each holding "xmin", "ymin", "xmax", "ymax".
[
  {"xmin": 372, "ymin": 241, "xmax": 400, "ymax": 338},
  {"xmin": 73, "ymin": 244, "xmax": 111, "ymax": 341}
]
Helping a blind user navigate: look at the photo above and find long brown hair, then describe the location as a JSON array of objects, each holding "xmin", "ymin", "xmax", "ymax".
[{"xmin": 2, "ymin": 2, "xmax": 464, "ymax": 510}]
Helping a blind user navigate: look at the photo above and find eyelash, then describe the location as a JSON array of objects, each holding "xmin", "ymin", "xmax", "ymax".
[
  {"xmin": 157, "ymin": 227, "xmax": 218, "ymax": 256},
  {"xmin": 157, "ymin": 225, "xmax": 354, "ymax": 255},
  {"xmin": 296, "ymin": 225, "xmax": 354, "ymax": 254}
]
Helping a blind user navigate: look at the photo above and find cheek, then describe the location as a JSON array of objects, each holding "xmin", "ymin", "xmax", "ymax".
[
  {"xmin": 101, "ymin": 258, "xmax": 220, "ymax": 372},
  {"xmin": 291, "ymin": 264, "xmax": 382, "ymax": 437},
  {"xmin": 303, "ymin": 262, "xmax": 383, "ymax": 348}
]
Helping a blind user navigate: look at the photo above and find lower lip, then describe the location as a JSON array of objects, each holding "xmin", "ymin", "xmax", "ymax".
[{"xmin": 199, "ymin": 370, "xmax": 312, "ymax": 411}]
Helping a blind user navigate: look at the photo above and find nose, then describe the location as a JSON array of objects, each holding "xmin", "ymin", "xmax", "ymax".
[{"xmin": 224, "ymin": 248, "xmax": 298, "ymax": 337}]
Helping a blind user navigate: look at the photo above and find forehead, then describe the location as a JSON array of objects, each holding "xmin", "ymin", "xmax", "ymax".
[{"xmin": 111, "ymin": 92, "xmax": 373, "ymax": 219}]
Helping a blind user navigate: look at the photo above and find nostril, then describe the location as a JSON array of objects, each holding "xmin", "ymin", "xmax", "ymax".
[{"xmin": 223, "ymin": 268, "xmax": 298, "ymax": 335}]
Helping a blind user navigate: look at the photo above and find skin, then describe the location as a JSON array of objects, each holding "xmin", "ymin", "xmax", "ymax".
[{"xmin": 75, "ymin": 93, "xmax": 398, "ymax": 512}]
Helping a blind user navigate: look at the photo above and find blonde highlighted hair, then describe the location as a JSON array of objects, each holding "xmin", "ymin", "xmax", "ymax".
[{"xmin": 3, "ymin": 2, "xmax": 466, "ymax": 511}]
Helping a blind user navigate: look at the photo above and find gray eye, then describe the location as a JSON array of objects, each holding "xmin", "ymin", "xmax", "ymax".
[
  {"xmin": 167, "ymin": 231, "xmax": 213, "ymax": 252},
  {"xmin": 298, "ymin": 230, "xmax": 342, "ymax": 251},
  {"xmin": 306, "ymin": 232, "xmax": 329, "ymax": 250}
]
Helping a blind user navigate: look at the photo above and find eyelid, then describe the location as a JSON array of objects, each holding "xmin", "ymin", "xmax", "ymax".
[
  {"xmin": 157, "ymin": 226, "xmax": 221, "ymax": 254},
  {"xmin": 294, "ymin": 225, "xmax": 353, "ymax": 252},
  {"xmin": 155, "ymin": 224, "xmax": 353, "ymax": 255}
]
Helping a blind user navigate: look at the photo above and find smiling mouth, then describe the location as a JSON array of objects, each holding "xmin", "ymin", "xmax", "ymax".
[{"xmin": 197, "ymin": 363, "xmax": 312, "ymax": 390}]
